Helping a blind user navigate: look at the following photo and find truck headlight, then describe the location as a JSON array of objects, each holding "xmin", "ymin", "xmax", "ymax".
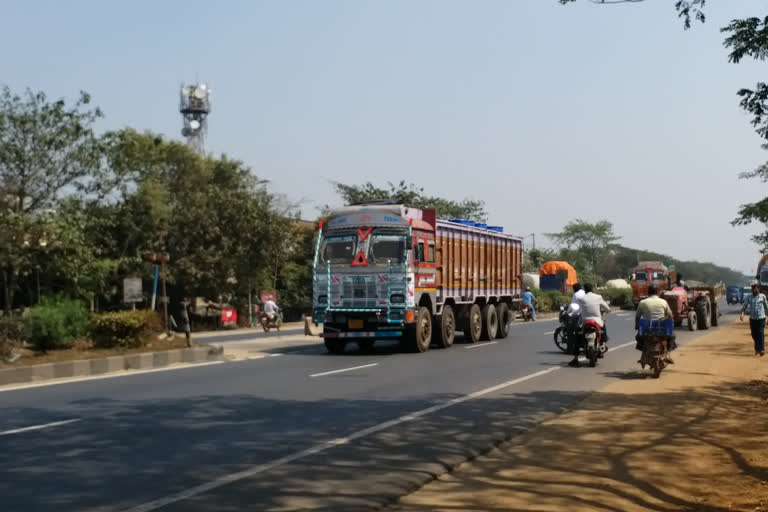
[
  {"xmin": 318, "ymin": 295, "xmax": 327, "ymax": 304},
  {"xmin": 390, "ymin": 294, "xmax": 405, "ymax": 304}
]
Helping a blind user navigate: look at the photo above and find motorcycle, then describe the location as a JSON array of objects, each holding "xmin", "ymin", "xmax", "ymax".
[
  {"xmin": 637, "ymin": 318, "xmax": 674, "ymax": 378},
  {"xmin": 259, "ymin": 310, "xmax": 284, "ymax": 332},
  {"xmin": 582, "ymin": 320, "xmax": 604, "ymax": 367},
  {"xmin": 520, "ymin": 300, "xmax": 537, "ymax": 322},
  {"xmin": 553, "ymin": 305, "xmax": 575, "ymax": 353}
]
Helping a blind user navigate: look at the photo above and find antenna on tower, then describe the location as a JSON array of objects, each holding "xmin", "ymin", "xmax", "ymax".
[{"xmin": 179, "ymin": 82, "xmax": 211, "ymax": 154}]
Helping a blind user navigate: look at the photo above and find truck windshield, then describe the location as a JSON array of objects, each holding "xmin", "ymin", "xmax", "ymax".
[
  {"xmin": 321, "ymin": 236, "xmax": 356, "ymax": 264},
  {"xmin": 635, "ymin": 271, "xmax": 648, "ymax": 281},
  {"xmin": 761, "ymin": 270, "xmax": 768, "ymax": 284},
  {"xmin": 652, "ymin": 271, "xmax": 666, "ymax": 281},
  {"xmin": 368, "ymin": 235, "xmax": 405, "ymax": 264}
]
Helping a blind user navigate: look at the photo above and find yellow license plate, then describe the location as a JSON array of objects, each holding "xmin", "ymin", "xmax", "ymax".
[{"xmin": 348, "ymin": 319, "xmax": 364, "ymax": 329}]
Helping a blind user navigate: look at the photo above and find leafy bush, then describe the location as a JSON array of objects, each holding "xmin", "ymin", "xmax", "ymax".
[
  {"xmin": 600, "ymin": 287, "xmax": 633, "ymax": 307},
  {"xmin": 23, "ymin": 297, "xmax": 89, "ymax": 351},
  {"xmin": 531, "ymin": 289, "xmax": 572, "ymax": 313},
  {"xmin": 88, "ymin": 310, "xmax": 163, "ymax": 348},
  {"xmin": 1, "ymin": 314, "xmax": 24, "ymax": 359}
]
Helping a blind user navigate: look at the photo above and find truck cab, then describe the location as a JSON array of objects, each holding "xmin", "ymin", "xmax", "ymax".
[{"xmin": 631, "ymin": 261, "xmax": 670, "ymax": 308}]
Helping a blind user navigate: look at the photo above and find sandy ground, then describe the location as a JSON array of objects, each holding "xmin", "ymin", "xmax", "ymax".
[{"xmin": 395, "ymin": 319, "xmax": 768, "ymax": 512}]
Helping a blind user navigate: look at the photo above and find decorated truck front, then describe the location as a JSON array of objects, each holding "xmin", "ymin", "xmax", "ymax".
[
  {"xmin": 313, "ymin": 204, "xmax": 427, "ymax": 353},
  {"xmin": 631, "ymin": 261, "xmax": 670, "ymax": 307}
]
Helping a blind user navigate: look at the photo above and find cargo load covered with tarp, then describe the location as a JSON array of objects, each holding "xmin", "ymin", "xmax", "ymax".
[{"xmin": 539, "ymin": 261, "xmax": 578, "ymax": 292}]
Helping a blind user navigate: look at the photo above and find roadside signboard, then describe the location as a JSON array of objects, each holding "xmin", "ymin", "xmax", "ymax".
[{"xmin": 123, "ymin": 277, "xmax": 143, "ymax": 303}]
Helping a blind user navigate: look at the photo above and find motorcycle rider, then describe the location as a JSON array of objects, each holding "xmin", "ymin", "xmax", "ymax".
[
  {"xmin": 521, "ymin": 286, "xmax": 536, "ymax": 321},
  {"xmin": 264, "ymin": 297, "xmax": 280, "ymax": 323},
  {"xmin": 568, "ymin": 283, "xmax": 610, "ymax": 367},
  {"xmin": 569, "ymin": 282, "xmax": 585, "ymax": 315},
  {"xmin": 635, "ymin": 284, "xmax": 675, "ymax": 363}
]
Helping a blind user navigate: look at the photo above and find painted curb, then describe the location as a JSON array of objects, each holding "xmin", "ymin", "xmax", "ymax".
[{"xmin": 0, "ymin": 346, "xmax": 224, "ymax": 386}]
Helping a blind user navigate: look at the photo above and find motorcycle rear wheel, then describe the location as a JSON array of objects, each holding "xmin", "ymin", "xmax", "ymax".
[{"xmin": 651, "ymin": 360, "xmax": 663, "ymax": 378}]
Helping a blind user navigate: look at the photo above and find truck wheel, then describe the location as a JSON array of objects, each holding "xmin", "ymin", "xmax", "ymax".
[
  {"xmin": 712, "ymin": 303, "xmax": 719, "ymax": 326},
  {"xmin": 496, "ymin": 303, "xmax": 511, "ymax": 339},
  {"xmin": 481, "ymin": 304, "xmax": 498, "ymax": 341},
  {"xmin": 688, "ymin": 311, "xmax": 697, "ymax": 331},
  {"xmin": 404, "ymin": 307, "xmax": 432, "ymax": 353},
  {"xmin": 464, "ymin": 304, "xmax": 482, "ymax": 343},
  {"xmin": 324, "ymin": 339, "xmax": 346, "ymax": 354},
  {"xmin": 357, "ymin": 340, "xmax": 375, "ymax": 353},
  {"xmin": 433, "ymin": 305, "xmax": 455, "ymax": 349}
]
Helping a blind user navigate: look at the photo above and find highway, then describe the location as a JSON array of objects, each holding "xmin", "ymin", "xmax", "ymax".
[{"xmin": 0, "ymin": 306, "xmax": 737, "ymax": 512}]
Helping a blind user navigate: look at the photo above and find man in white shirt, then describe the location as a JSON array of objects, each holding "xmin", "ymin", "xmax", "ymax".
[
  {"xmin": 568, "ymin": 283, "xmax": 585, "ymax": 315},
  {"xmin": 264, "ymin": 298, "xmax": 279, "ymax": 321},
  {"xmin": 568, "ymin": 283, "xmax": 610, "ymax": 367}
]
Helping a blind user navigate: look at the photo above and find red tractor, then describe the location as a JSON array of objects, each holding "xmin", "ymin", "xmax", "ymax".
[{"xmin": 661, "ymin": 284, "xmax": 723, "ymax": 331}]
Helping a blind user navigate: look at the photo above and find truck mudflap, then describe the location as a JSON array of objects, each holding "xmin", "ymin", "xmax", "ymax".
[{"xmin": 322, "ymin": 331, "xmax": 403, "ymax": 338}]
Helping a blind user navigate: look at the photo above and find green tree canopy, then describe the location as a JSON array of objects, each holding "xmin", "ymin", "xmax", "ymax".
[
  {"xmin": 330, "ymin": 180, "xmax": 487, "ymax": 221},
  {"xmin": 546, "ymin": 219, "xmax": 620, "ymax": 272}
]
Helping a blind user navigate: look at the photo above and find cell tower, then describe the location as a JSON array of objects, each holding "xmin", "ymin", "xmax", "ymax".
[{"xmin": 179, "ymin": 83, "xmax": 211, "ymax": 154}]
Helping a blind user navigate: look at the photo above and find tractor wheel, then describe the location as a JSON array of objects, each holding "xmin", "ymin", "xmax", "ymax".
[
  {"xmin": 688, "ymin": 311, "xmax": 698, "ymax": 331},
  {"xmin": 464, "ymin": 304, "xmax": 483, "ymax": 343},
  {"xmin": 481, "ymin": 304, "xmax": 498, "ymax": 341},
  {"xmin": 433, "ymin": 305, "xmax": 456, "ymax": 349},
  {"xmin": 495, "ymin": 303, "xmax": 511, "ymax": 339},
  {"xmin": 696, "ymin": 298, "xmax": 711, "ymax": 330}
]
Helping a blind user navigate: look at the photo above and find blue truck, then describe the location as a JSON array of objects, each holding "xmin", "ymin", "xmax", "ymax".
[{"xmin": 726, "ymin": 285, "xmax": 744, "ymax": 305}]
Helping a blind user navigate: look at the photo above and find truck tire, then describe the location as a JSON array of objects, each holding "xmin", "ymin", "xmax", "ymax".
[
  {"xmin": 688, "ymin": 311, "xmax": 697, "ymax": 331},
  {"xmin": 696, "ymin": 298, "xmax": 710, "ymax": 330},
  {"xmin": 403, "ymin": 306, "xmax": 432, "ymax": 353},
  {"xmin": 496, "ymin": 303, "xmax": 511, "ymax": 339},
  {"xmin": 712, "ymin": 302, "xmax": 719, "ymax": 326},
  {"xmin": 324, "ymin": 339, "xmax": 346, "ymax": 354},
  {"xmin": 357, "ymin": 340, "xmax": 375, "ymax": 353},
  {"xmin": 481, "ymin": 304, "xmax": 498, "ymax": 341},
  {"xmin": 464, "ymin": 304, "xmax": 483, "ymax": 343},
  {"xmin": 433, "ymin": 305, "xmax": 456, "ymax": 349}
]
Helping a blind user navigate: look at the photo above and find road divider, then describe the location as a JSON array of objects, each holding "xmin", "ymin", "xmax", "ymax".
[
  {"xmin": 465, "ymin": 341, "xmax": 498, "ymax": 350},
  {"xmin": 309, "ymin": 363, "xmax": 379, "ymax": 378},
  {"xmin": 0, "ymin": 418, "xmax": 81, "ymax": 436}
]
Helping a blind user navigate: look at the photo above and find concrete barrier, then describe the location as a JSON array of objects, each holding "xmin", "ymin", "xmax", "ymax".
[{"xmin": 0, "ymin": 347, "xmax": 224, "ymax": 387}]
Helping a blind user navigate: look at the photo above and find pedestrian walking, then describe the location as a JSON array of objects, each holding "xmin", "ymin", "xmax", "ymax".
[
  {"xmin": 740, "ymin": 284, "xmax": 767, "ymax": 356},
  {"xmin": 181, "ymin": 300, "xmax": 192, "ymax": 348}
]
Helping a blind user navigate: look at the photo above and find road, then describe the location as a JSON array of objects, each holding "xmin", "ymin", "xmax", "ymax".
[{"xmin": 0, "ymin": 305, "xmax": 737, "ymax": 512}]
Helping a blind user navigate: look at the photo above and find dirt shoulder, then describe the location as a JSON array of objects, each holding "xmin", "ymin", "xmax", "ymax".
[{"xmin": 395, "ymin": 320, "xmax": 768, "ymax": 512}]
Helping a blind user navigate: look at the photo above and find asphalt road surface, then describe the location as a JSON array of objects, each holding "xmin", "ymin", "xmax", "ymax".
[{"xmin": 0, "ymin": 305, "xmax": 737, "ymax": 512}]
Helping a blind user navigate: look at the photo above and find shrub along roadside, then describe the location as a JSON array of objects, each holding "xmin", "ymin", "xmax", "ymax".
[
  {"xmin": 22, "ymin": 297, "xmax": 89, "ymax": 352},
  {"xmin": 600, "ymin": 287, "xmax": 633, "ymax": 308},
  {"xmin": 88, "ymin": 310, "xmax": 163, "ymax": 348}
]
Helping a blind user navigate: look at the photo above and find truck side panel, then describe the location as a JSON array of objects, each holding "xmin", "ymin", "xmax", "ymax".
[{"xmin": 435, "ymin": 221, "xmax": 522, "ymax": 305}]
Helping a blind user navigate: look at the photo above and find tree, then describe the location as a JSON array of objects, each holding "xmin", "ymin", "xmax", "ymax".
[
  {"xmin": 0, "ymin": 86, "xmax": 104, "ymax": 312},
  {"xmin": 330, "ymin": 180, "xmax": 487, "ymax": 221},
  {"xmin": 547, "ymin": 219, "xmax": 620, "ymax": 271}
]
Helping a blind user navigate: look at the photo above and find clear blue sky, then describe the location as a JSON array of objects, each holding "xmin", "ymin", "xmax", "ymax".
[{"xmin": 2, "ymin": 0, "xmax": 766, "ymax": 275}]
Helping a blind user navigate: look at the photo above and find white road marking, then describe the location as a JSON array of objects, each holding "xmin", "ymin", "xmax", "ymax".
[
  {"xmin": 465, "ymin": 341, "xmax": 498, "ymax": 350},
  {"xmin": 309, "ymin": 363, "xmax": 379, "ymax": 378},
  {"xmin": 123, "ymin": 365, "xmax": 563, "ymax": 512},
  {"xmin": 543, "ymin": 330, "xmax": 555, "ymax": 335},
  {"xmin": 0, "ymin": 418, "xmax": 81, "ymax": 436},
  {"xmin": 615, "ymin": 313, "xmax": 630, "ymax": 317},
  {"xmin": 607, "ymin": 341, "xmax": 636, "ymax": 352},
  {"xmin": 0, "ymin": 361, "xmax": 225, "ymax": 394},
  {"xmin": 269, "ymin": 353, "xmax": 283, "ymax": 357}
]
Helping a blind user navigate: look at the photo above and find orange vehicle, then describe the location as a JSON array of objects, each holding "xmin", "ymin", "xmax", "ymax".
[{"xmin": 631, "ymin": 261, "xmax": 670, "ymax": 308}]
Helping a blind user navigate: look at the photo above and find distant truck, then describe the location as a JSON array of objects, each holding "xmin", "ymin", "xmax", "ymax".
[
  {"xmin": 726, "ymin": 285, "xmax": 744, "ymax": 305},
  {"xmin": 631, "ymin": 261, "xmax": 670, "ymax": 308},
  {"xmin": 312, "ymin": 204, "xmax": 522, "ymax": 354},
  {"xmin": 756, "ymin": 254, "xmax": 768, "ymax": 294}
]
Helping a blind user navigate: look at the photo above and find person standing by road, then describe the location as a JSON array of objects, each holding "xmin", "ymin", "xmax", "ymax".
[{"xmin": 740, "ymin": 284, "xmax": 768, "ymax": 356}]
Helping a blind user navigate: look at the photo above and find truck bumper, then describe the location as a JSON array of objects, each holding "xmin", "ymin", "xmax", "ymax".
[{"xmin": 321, "ymin": 331, "xmax": 403, "ymax": 338}]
